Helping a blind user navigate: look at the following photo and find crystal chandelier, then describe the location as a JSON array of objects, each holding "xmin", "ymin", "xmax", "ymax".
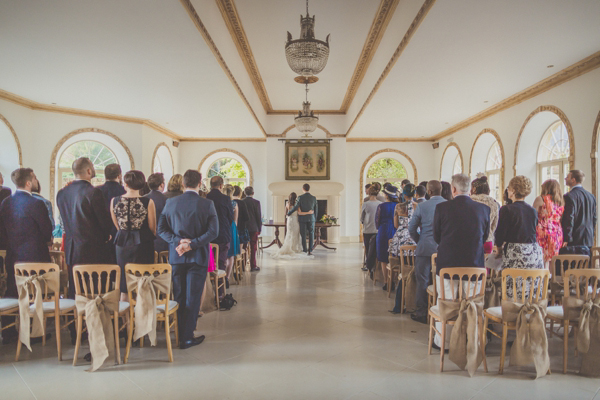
[
  {"xmin": 285, "ymin": 0, "xmax": 330, "ymax": 77},
  {"xmin": 294, "ymin": 83, "xmax": 318, "ymax": 133}
]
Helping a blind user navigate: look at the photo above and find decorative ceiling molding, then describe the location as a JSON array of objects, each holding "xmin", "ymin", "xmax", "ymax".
[
  {"xmin": 345, "ymin": 0, "xmax": 437, "ymax": 137},
  {"xmin": 270, "ymin": 124, "xmax": 334, "ymax": 138},
  {"xmin": 347, "ymin": 137, "xmax": 432, "ymax": 142},
  {"xmin": 180, "ymin": 137, "xmax": 266, "ymax": 142},
  {"xmin": 215, "ymin": 0, "xmax": 399, "ymax": 115},
  {"xmin": 432, "ymin": 51, "xmax": 600, "ymax": 142},
  {"xmin": 180, "ymin": 0, "xmax": 267, "ymax": 137}
]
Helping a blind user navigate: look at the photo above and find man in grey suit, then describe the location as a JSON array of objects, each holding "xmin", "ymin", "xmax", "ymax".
[
  {"xmin": 158, "ymin": 169, "xmax": 219, "ymax": 349},
  {"xmin": 408, "ymin": 180, "xmax": 446, "ymax": 324},
  {"xmin": 288, "ymin": 183, "xmax": 318, "ymax": 255}
]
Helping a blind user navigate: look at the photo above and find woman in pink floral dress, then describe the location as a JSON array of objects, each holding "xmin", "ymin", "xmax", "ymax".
[{"xmin": 533, "ymin": 179, "xmax": 564, "ymax": 268}]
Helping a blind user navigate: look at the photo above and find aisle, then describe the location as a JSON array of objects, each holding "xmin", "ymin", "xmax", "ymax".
[{"xmin": 1, "ymin": 244, "xmax": 599, "ymax": 400}]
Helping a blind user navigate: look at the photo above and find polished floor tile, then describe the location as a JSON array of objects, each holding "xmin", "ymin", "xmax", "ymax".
[{"xmin": 1, "ymin": 243, "xmax": 599, "ymax": 399}]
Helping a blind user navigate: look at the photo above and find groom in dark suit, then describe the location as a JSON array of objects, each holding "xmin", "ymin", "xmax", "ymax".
[{"xmin": 288, "ymin": 183, "xmax": 318, "ymax": 255}]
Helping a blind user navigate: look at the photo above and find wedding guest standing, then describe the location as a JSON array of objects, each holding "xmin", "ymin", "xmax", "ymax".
[
  {"xmin": 0, "ymin": 172, "xmax": 12, "ymax": 205},
  {"xmin": 232, "ymin": 186, "xmax": 250, "ymax": 249},
  {"xmin": 145, "ymin": 173, "xmax": 169, "ymax": 253},
  {"xmin": 207, "ymin": 176, "xmax": 234, "ymax": 275},
  {"xmin": 57, "ymin": 157, "xmax": 113, "ymax": 299},
  {"xmin": 561, "ymin": 170, "xmax": 596, "ymax": 255},
  {"xmin": 389, "ymin": 184, "xmax": 416, "ymax": 257},
  {"xmin": 361, "ymin": 185, "xmax": 382, "ymax": 271},
  {"xmin": 224, "ymin": 184, "xmax": 239, "ymax": 286},
  {"xmin": 288, "ymin": 184, "xmax": 318, "ymax": 255},
  {"xmin": 110, "ymin": 170, "xmax": 156, "ymax": 300},
  {"xmin": 418, "ymin": 181, "xmax": 430, "ymax": 200},
  {"xmin": 98, "ymin": 163, "xmax": 126, "ymax": 263},
  {"xmin": 243, "ymin": 186, "xmax": 262, "ymax": 271},
  {"xmin": 158, "ymin": 170, "xmax": 218, "ymax": 349},
  {"xmin": 0, "ymin": 168, "xmax": 52, "ymax": 344},
  {"xmin": 533, "ymin": 179, "xmax": 564, "ymax": 267},
  {"xmin": 413, "ymin": 185, "xmax": 427, "ymax": 206},
  {"xmin": 375, "ymin": 185, "xmax": 399, "ymax": 290},
  {"xmin": 31, "ymin": 176, "xmax": 55, "ymax": 231},
  {"xmin": 495, "ymin": 176, "xmax": 543, "ymax": 299},
  {"xmin": 470, "ymin": 176, "xmax": 500, "ymax": 254},
  {"xmin": 440, "ymin": 181, "xmax": 453, "ymax": 201},
  {"xmin": 164, "ymin": 174, "xmax": 184, "ymax": 199}
]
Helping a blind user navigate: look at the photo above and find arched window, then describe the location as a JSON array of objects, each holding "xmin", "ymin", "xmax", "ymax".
[
  {"xmin": 486, "ymin": 141, "xmax": 502, "ymax": 201},
  {"xmin": 366, "ymin": 158, "xmax": 408, "ymax": 189},
  {"xmin": 153, "ymin": 157, "xmax": 162, "ymax": 173},
  {"xmin": 537, "ymin": 121, "xmax": 570, "ymax": 193},
  {"xmin": 453, "ymin": 155, "xmax": 462, "ymax": 175},
  {"xmin": 206, "ymin": 158, "xmax": 248, "ymax": 189},
  {"xmin": 58, "ymin": 141, "xmax": 117, "ymax": 188},
  {"xmin": 152, "ymin": 144, "xmax": 174, "ymax": 182}
]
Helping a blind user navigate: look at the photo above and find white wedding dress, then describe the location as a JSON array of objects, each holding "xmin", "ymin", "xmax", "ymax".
[{"xmin": 270, "ymin": 211, "xmax": 314, "ymax": 259}]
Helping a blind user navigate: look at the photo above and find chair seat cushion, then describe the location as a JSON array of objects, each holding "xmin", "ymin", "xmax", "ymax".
[
  {"xmin": 214, "ymin": 269, "xmax": 226, "ymax": 277},
  {"xmin": 546, "ymin": 305, "xmax": 565, "ymax": 320},
  {"xmin": 430, "ymin": 304, "xmax": 439, "ymax": 316},
  {"xmin": 484, "ymin": 306, "xmax": 502, "ymax": 319},
  {"xmin": 427, "ymin": 285, "xmax": 434, "ymax": 296},
  {"xmin": 28, "ymin": 299, "xmax": 76, "ymax": 313},
  {"xmin": 156, "ymin": 300, "xmax": 178, "ymax": 313},
  {"xmin": 0, "ymin": 298, "xmax": 19, "ymax": 311},
  {"xmin": 119, "ymin": 301, "xmax": 130, "ymax": 313}
]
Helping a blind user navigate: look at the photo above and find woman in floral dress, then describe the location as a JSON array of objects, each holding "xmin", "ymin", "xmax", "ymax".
[
  {"xmin": 533, "ymin": 179, "xmax": 564, "ymax": 268},
  {"xmin": 389, "ymin": 184, "xmax": 416, "ymax": 257}
]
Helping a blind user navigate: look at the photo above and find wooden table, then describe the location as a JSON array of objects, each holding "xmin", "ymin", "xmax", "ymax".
[{"xmin": 261, "ymin": 222, "xmax": 340, "ymax": 251}]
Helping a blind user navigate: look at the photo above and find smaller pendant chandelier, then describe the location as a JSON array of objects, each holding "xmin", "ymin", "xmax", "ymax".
[
  {"xmin": 285, "ymin": 0, "xmax": 330, "ymax": 77},
  {"xmin": 295, "ymin": 83, "xmax": 319, "ymax": 133}
]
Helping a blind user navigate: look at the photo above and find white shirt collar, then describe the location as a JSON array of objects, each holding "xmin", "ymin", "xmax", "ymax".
[
  {"xmin": 572, "ymin": 184, "xmax": 583, "ymax": 189},
  {"xmin": 16, "ymin": 188, "xmax": 32, "ymax": 195},
  {"xmin": 185, "ymin": 188, "xmax": 199, "ymax": 195}
]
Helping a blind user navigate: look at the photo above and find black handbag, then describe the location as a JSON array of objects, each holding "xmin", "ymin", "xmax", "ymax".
[{"xmin": 220, "ymin": 293, "xmax": 237, "ymax": 311}]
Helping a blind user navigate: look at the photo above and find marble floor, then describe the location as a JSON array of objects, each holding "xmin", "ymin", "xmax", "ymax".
[{"xmin": 1, "ymin": 243, "xmax": 599, "ymax": 400}]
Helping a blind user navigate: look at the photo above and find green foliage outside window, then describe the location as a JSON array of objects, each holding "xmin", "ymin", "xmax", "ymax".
[
  {"xmin": 366, "ymin": 158, "xmax": 408, "ymax": 189},
  {"xmin": 207, "ymin": 158, "xmax": 247, "ymax": 189}
]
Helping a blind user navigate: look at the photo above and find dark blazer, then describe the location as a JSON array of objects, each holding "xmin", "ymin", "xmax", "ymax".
[
  {"xmin": 145, "ymin": 190, "xmax": 169, "ymax": 252},
  {"xmin": 243, "ymin": 196, "xmax": 262, "ymax": 233},
  {"xmin": 57, "ymin": 180, "xmax": 113, "ymax": 267},
  {"xmin": 0, "ymin": 191, "xmax": 52, "ymax": 270},
  {"xmin": 234, "ymin": 199, "xmax": 249, "ymax": 233},
  {"xmin": 562, "ymin": 186, "xmax": 597, "ymax": 247},
  {"xmin": 288, "ymin": 192, "xmax": 318, "ymax": 222},
  {"xmin": 433, "ymin": 195, "xmax": 490, "ymax": 274},
  {"xmin": 158, "ymin": 191, "xmax": 218, "ymax": 266},
  {"xmin": 0, "ymin": 186, "xmax": 11, "ymax": 205},
  {"xmin": 98, "ymin": 181, "xmax": 126, "ymax": 211},
  {"xmin": 206, "ymin": 189, "xmax": 234, "ymax": 244}
]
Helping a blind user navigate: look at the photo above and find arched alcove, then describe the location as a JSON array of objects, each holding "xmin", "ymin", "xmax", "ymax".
[
  {"xmin": 469, "ymin": 129, "xmax": 505, "ymax": 202},
  {"xmin": 151, "ymin": 142, "xmax": 174, "ymax": 182},
  {"xmin": 440, "ymin": 142, "xmax": 463, "ymax": 181},
  {"xmin": 0, "ymin": 113, "xmax": 23, "ymax": 191},
  {"xmin": 514, "ymin": 105, "xmax": 574, "ymax": 203},
  {"xmin": 198, "ymin": 148, "xmax": 253, "ymax": 188}
]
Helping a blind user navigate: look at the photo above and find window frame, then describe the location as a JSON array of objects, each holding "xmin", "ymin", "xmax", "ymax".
[
  {"xmin": 536, "ymin": 121, "xmax": 570, "ymax": 194},
  {"xmin": 57, "ymin": 140, "xmax": 118, "ymax": 188}
]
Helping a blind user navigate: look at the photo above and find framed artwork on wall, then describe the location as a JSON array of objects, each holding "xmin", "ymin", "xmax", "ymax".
[{"xmin": 285, "ymin": 141, "xmax": 330, "ymax": 180}]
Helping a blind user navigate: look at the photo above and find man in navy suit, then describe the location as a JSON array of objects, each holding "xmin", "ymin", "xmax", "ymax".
[
  {"xmin": 206, "ymin": 176, "xmax": 234, "ymax": 273},
  {"xmin": 144, "ymin": 173, "xmax": 169, "ymax": 253},
  {"xmin": 561, "ymin": 170, "xmax": 596, "ymax": 254},
  {"xmin": 0, "ymin": 168, "xmax": 52, "ymax": 343},
  {"xmin": 158, "ymin": 170, "xmax": 218, "ymax": 349}
]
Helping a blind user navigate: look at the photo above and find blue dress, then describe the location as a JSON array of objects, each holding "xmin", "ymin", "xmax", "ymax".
[
  {"xmin": 228, "ymin": 200, "xmax": 240, "ymax": 257},
  {"xmin": 376, "ymin": 202, "xmax": 397, "ymax": 263}
]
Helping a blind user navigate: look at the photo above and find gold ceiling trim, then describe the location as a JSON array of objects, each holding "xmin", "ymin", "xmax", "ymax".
[
  {"xmin": 180, "ymin": 137, "xmax": 266, "ymax": 142},
  {"xmin": 432, "ymin": 51, "xmax": 600, "ymax": 142},
  {"xmin": 0, "ymin": 112, "xmax": 23, "ymax": 167},
  {"xmin": 273, "ymin": 124, "xmax": 333, "ymax": 138},
  {"xmin": 347, "ymin": 137, "xmax": 432, "ymax": 142},
  {"xmin": 216, "ymin": 0, "xmax": 399, "ymax": 114},
  {"xmin": 345, "ymin": 0, "xmax": 436, "ymax": 137},
  {"xmin": 180, "ymin": 0, "xmax": 267, "ymax": 137}
]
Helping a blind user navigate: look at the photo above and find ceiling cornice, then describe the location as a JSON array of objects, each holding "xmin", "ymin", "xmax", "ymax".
[
  {"xmin": 180, "ymin": 137, "xmax": 266, "ymax": 142},
  {"xmin": 346, "ymin": 137, "xmax": 433, "ymax": 142},
  {"xmin": 431, "ymin": 50, "xmax": 600, "ymax": 142},
  {"xmin": 216, "ymin": 0, "xmax": 399, "ymax": 115},
  {"xmin": 180, "ymin": 0, "xmax": 267, "ymax": 137},
  {"xmin": 345, "ymin": 0, "xmax": 437, "ymax": 137}
]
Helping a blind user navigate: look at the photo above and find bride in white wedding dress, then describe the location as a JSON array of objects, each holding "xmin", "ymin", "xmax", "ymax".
[{"xmin": 271, "ymin": 192, "xmax": 314, "ymax": 259}]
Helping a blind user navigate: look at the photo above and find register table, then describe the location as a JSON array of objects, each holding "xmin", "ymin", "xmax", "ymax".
[{"xmin": 261, "ymin": 222, "xmax": 340, "ymax": 251}]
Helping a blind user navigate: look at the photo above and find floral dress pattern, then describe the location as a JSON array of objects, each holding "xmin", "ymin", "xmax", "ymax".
[
  {"xmin": 536, "ymin": 195, "xmax": 564, "ymax": 262},
  {"xmin": 389, "ymin": 202, "xmax": 416, "ymax": 257}
]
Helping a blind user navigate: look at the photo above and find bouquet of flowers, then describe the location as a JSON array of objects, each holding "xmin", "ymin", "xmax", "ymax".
[{"xmin": 320, "ymin": 214, "xmax": 338, "ymax": 225}]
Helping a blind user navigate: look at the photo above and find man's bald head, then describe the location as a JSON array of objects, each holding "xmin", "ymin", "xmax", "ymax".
[
  {"xmin": 427, "ymin": 180, "xmax": 442, "ymax": 196},
  {"xmin": 72, "ymin": 157, "xmax": 95, "ymax": 180}
]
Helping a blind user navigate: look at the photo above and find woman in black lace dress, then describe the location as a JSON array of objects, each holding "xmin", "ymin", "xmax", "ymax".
[{"xmin": 110, "ymin": 170, "xmax": 156, "ymax": 300}]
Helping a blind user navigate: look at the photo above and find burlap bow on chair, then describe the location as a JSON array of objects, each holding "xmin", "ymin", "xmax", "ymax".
[
  {"xmin": 485, "ymin": 273, "xmax": 501, "ymax": 309},
  {"xmin": 15, "ymin": 270, "xmax": 60, "ymax": 352},
  {"xmin": 75, "ymin": 290, "xmax": 119, "ymax": 372},
  {"xmin": 562, "ymin": 296, "xmax": 600, "ymax": 377},
  {"xmin": 126, "ymin": 273, "xmax": 171, "ymax": 346},
  {"xmin": 439, "ymin": 295, "xmax": 484, "ymax": 377},
  {"xmin": 401, "ymin": 263, "xmax": 416, "ymax": 312},
  {"xmin": 501, "ymin": 299, "xmax": 549, "ymax": 379}
]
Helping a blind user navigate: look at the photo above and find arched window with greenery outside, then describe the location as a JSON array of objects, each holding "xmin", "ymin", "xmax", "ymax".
[
  {"xmin": 58, "ymin": 141, "xmax": 118, "ymax": 188},
  {"xmin": 366, "ymin": 158, "xmax": 408, "ymax": 190},
  {"xmin": 537, "ymin": 120, "xmax": 570, "ymax": 193},
  {"xmin": 486, "ymin": 141, "xmax": 502, "ymax": 202},
  {"xmin": 206, "ymin": 158, "xmax": 248, "ymax": 189}
]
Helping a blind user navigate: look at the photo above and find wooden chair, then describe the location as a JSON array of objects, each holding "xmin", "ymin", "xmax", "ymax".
[
  {"xmin": 386, "ymin": 255, "xmax": 400, "ymax": 299},
  {"xmin": 546, "ymin": 268, "xmax": 600, "ymax": 373},
  {"xmin": 427, "ymin": 253, "xmax": 438, "ymax": 313},
  {"xmin": 51, "ymin": 242, "xmax": 61, "ymax": 251},
  {"xmin": 233, "ymin": 254, "xmax": 244, "ymax": 284},
  {"xmin": 208, "ymin": 244, "xmax": 225, "ymax": 310},
  {"xmin": 72, "ymin": 264, "xmax": 130, "ymax": 366},
  {"xmin": 395, "ymin": 245, "xmax": 416, "ymax": 306},
  {"xmin": 154, "ymin": 251, "xmax": 169, "ymax": 264},
  {"xmin": 0, "ymin": 250, "xmax": 19, "ymax": 335},
  {"xmin": 590, "ymin": 247, "xmax": 600, "ymax": 269},
  {"xmin": 123, "ymin": 263, "xmax": 179, "ymax": 363},
  {"xmin": 428, "ymin": 267, "xmax": 487, "ymax": 372},
  {"xmin": 483, "ymin": 268, "xmax": 550, "ymax": 374},
  {"xmin": 49, "ymin": 250, "xmax": 68, "ymax": 297},
  {"xmin": 14, "ymin": 263, "xmax": 76, "ymax": 361},
  {"xmin": 550, "ymin": 255, "xmax": 590, "ymax": 305}
]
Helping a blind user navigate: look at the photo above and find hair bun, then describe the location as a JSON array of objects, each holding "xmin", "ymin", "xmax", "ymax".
[{"xmin": 479, "ymin": 176, "xmax": 487, "ymax": 183}]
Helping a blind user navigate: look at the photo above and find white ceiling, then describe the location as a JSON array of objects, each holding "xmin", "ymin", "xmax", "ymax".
[{"xmin": 0, "ymin": 0, "xmax": 599, "ymax": 139}]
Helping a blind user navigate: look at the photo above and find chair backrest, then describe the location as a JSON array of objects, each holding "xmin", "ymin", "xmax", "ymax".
[
  {"xmin": 72, "ymin": 264, "xmax": 120, "ymax": 298},
  {"xmin": 154, "ymin": 251, "xmax": 169, "ymax": 264},
  {"xmin": 551, "ymin": 255, "xmax": 590, "ymax": 280},
  {"xmin": 399, "ymin": 245, "xmax": 416, "ymax": 268},
  {"xmin": 591, "ymin": 247, "xmax": 600, "ymax": 269},
  {"xmin": 501, "ymin": 268, "xmax": 550, "ymax": 303},
  {"xmin": 49, "ymin": 250, "xmax": 67, "ymax": 271},
  {"xmin": 437, "ymin": 268, "xmax": 487, "ymax": 301},
  {"xmin": 124, "ymin": 263, "xmax": 172, "ymax": 308},
  {"xmin": 430, "ymin": 253, "xmax": 437, "ymax": 299},
  {"xmin": 564, "ymin": 269, "xmax": 600, "ymax": 301},
  {"xmin": 210, "ymin": 243, "xmax": 219, "ymax": 267},
  {"xmin": 51, "ymin": 242, "xmax": 61, "ymax": 251},
  {"xmin": 14, "ymin": 263, "xmax": 61, "ymax": 303},
  {"xmin": 0, "ymin": 250, "xmax": 6, "ymax": 275}
]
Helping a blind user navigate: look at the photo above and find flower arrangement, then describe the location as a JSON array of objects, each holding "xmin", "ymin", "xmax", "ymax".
[{"xmin": 320, "ymin": 214, "xmax": 338, "ymax": 225}]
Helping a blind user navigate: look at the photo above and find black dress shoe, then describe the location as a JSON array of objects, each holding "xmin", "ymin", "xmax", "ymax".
[
  {"xmin": 250, "ymin": 267, "xmax": 260, "ymax": 272},
  {"xmin": 361, "ymin": 267, "xmax": 368, "ymax": 272},
  {"xmin": 388, "ymin": 310, "xmax": 402, "ymax": 315},
  {"xmin": 432, "ymin": 342, "xmax": 449, "ymax": 353},
  {"xmin": 179, "ymin": 335, "xmax": 205, "ymax": 350},
  {"xmin": 410, "ymin": 314, "xmax": 427, "ymax": 324}
]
